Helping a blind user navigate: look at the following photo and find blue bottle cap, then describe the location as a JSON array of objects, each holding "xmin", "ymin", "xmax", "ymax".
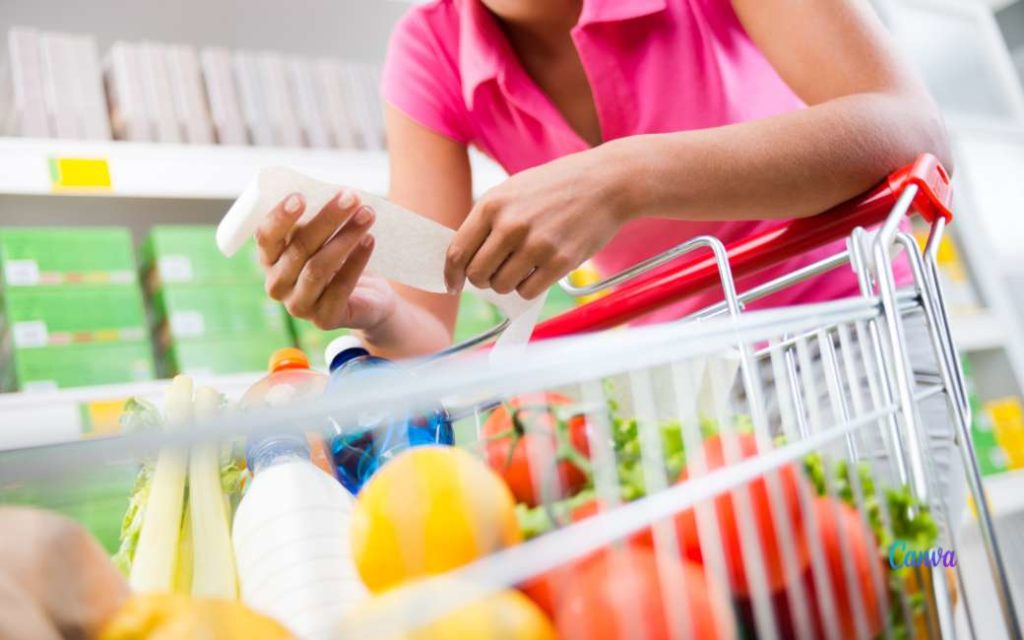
[{"xmin": 325, "ymin": 335, "xmax": 370, "ymax": 372}]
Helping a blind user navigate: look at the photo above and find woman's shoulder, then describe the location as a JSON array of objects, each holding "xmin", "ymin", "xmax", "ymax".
[
  {"xmin": 391, "ymin": 0, "xmax": 461, "ymax": 48},
  {"xmin": 382, "ymin": 0, "xmax": 474, "ymax": 144}
]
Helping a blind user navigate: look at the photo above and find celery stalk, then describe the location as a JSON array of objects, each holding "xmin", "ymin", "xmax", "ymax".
[
  {"xmin": 188, "ymin": 386, "xmax": 238, "ymax": 598},
  {"xmin": 175, "ymin": 499, "xmax": 194, "ymax": 593},
  {"xmin": 129, "ymin": 376, "xmax": 192, "ymax": 592}
]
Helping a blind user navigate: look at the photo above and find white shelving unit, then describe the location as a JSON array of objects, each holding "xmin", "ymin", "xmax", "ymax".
[
  {"xmin": 0, "ymin": 137, "xmax": 507, "ymax": 201},
  {"xmin": 0, "ymin": 372, "xmax": 261, "ymax": 451}
]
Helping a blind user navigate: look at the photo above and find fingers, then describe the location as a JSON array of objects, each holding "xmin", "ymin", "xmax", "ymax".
[
  {"xmin": 445, "ymin": 204, "xmax": 491, "ymax": 293},
  {"xmin": 517, "ymin": 263, "xmax": 564, "ymax": 301},
  {"xmin": 284, "ymin": 208, "xmax": 376, "ymax": 318},
  {"xmin": 489, "ymin": 251, "xmax": 536, "ymax": 295},
  {"xmin": 265, "ymin": 189, "xmax": 363, "ymax": 300},
  {"xmin": 311, "ymin": 235, "xmax": 375, "ymax": 329},
  {"xmin": 255, "ymin": 193, "xmax": 305, "ymax": 266}
]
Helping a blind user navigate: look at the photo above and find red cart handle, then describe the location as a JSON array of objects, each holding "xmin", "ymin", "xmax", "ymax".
[{"xmin": 532, "ymin": 153, "xmax": 952, "ymax": 340}]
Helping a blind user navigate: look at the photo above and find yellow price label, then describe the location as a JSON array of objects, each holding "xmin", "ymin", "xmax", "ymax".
[
  {"xmin": 81, "ymin": 398, "xmax": 128, "ymax": 437},
  {"xmin": 49, "ymin": 156, "xmax": 112, "ymax": 191}
]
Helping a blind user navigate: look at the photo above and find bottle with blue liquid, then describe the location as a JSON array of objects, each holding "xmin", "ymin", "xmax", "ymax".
[{"xmin": 324, "ymin": 336, "xmax": 454, "ymax": 493}]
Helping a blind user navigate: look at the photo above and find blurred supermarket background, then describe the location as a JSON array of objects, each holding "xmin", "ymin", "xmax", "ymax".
[
  {"xmin": 0, "ymin": 0, "xmax": 1023, "ymax": 638},
  {"xmin": 0, "ymin": 1, "xmax": 1022, "ymax": 461},
  {"xmin": 0, "ymin": 0, "xmax": 1023, "ymax": 534}
]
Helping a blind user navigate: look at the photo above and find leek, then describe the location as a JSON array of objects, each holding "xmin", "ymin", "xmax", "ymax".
[
  {"xmin": 129, "ymin": 376, "xmax": 192, "ymax": 592},
  {"xmin": 188, "ymin": 386, "xmax": 238, "ymax": 598}
]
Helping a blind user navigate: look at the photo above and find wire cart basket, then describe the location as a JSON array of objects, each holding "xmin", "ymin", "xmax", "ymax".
[{"xmin": 0, "ymin": 154, "xmax": 1019, "ymax": 640}]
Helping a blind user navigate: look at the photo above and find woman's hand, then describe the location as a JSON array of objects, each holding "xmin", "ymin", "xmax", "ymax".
[
  {"xmin": 444, "ymin": 146, "xmax": 633, "ymax": 300},
  {"xmin": 256, "ymin": 189, "xmax": 397, "ymax": 331}
]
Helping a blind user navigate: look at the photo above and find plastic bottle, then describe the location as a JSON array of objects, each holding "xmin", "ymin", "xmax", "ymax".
[
  {"xmin": 240, "ymin": 348, "xmax": 335, "ymax": 477},
  {"xmin": 231, "ymin": 433, "xmax": 367, "ymax": 639},
  {"xmin": 324, "ymin": 336, "xmax": 454, "ymax": 493}
]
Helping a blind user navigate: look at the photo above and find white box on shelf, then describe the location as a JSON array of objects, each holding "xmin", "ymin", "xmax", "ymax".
[
  {"xmin": 337, "ymin": 63, "xmax": 374, "ymax": 150},
  {"xmin": 313, "ymin": 58, "xmax": 359, "ymax": 149},
  {"xmin": 199, "ymin": 47, "xmax": 248, "ymax": 146},
  {"xmin": 106, "ymin": 42, "xmax": 153, "ymax": 141},
  {"xmin": 354, "ymin": 63, "xmax": 385, "ymax": 150},
  {"xmin": 69, "ymin": 34, "xmax": 111, "ymax": 141},
  {"xmin": 233, "ymin": 50, "xmax": 274, "ymax": 147},
  {"xmin": 140, "ymin": 42, "xmax": 182, "ymax": 143},
  {"xmin": 287, "ymin": 56, "xmax": 330, "ymax": 149},
  {"xmin": 39, "ymin": 32, "xmax": 78, "ymax": 139},
  {"xmin": 5, "ymin": 28, "xmax": 50, "ymax": 137},
  {"xmin": 167, "ymin": 45, "xmax": 214, "ymax": 145},
  {"xmin": 257, "ymin": 52, "xmax": 303, "ymax": 148}
]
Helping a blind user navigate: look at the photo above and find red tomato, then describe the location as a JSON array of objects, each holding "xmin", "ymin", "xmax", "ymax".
[
  {"xmin": 805, "ymin": 496, "xmax": 887, "ymax": 638},
  {"xmin": 736, "ymin": 497, "xmax": 887, "ymax": 639},
  {"xmin": 521, "ymin": 499, "xmax": 654, "ymax": 616},
  {"xmin": 571, "ymin": 499, "xmax": 655, "ymax": 548},
  {"xmin": 482, "ymin": 392, "xmax": 591, "ymax": 507},
  {"xmin": 554, "ymin": 547, "xmax": 736, "ymax": 640},
  {"xmin": 673, "ymin": 433, "xmax": 811, "ymax": 594}
]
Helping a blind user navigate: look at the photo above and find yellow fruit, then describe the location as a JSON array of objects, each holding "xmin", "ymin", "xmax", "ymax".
[
  {"xmin": 351, "ymin": 446, "xmax": 521, "ymax": 591},
  {"xmin": 99, "ymin": 593, "xmax": 292, "ymax": 639},
  {"xmin": 343, "ymin": 586, "xmax": 556, "ymax": 640}
]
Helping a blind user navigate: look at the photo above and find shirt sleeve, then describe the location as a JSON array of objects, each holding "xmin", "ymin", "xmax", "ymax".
[{"xmin": 381, "ymin": 7, "xmax": 474, "ymax": 144}]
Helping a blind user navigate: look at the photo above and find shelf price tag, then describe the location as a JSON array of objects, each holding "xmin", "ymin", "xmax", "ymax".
[{"xmin": 48, "ymin": 156, "xmax": 112, "ymax": 191}]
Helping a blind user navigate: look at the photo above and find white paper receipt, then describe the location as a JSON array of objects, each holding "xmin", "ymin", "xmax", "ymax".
[{"xmin": 216, "ymin": 167, "xmax": 546, "ymax": 350}]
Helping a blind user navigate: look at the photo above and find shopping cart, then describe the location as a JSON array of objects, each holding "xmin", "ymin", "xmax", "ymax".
[{"xmin": 0, "ymin": 154, "xmax": 1017, "ymax": 640}]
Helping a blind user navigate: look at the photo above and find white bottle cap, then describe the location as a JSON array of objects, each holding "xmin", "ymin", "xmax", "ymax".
[{"xmin": 324, "ymin": 335, "xmax": 366, "ymax": 370}]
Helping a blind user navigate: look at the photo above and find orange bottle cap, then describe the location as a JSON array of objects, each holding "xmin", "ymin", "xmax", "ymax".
[{"xmin": 269, "ymin": 347, "xmax": 310, "ymax": 372}]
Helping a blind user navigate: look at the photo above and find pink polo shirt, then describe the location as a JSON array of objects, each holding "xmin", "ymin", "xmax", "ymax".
[{"xmin": 382, "ymin": 0, "xmax": 908, "ymax": 323}]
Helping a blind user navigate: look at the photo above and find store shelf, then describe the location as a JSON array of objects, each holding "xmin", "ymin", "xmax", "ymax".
[
  {"xmin": 950, "ymin": 309, "xmax": 1010, "ymax": 352},
  {"xmin": 0, "ymin": 372, "xmax": 261, "ymax": 451},
  {"xmin": 0, "ymin": 137, "xmax": 506, "ymax": 200}
]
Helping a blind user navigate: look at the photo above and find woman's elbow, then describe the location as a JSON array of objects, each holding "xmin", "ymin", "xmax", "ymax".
[{"xmin": 911, "ymin": 94, "xmax": 954, "ymax": 174}]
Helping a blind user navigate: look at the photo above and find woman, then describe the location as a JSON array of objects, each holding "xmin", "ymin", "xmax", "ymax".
[{"xmin": 255, "ymin": 0, "xmax": 949, "ymax": 358}]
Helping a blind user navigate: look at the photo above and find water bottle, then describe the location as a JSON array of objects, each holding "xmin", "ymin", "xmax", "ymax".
[
  {"xmin": 232, "ymin": 433, "xmax": 367, "ymax": 639},
  {"xmin": 239, "ymin": 348, "xmax": 335, "ymax": 478},
  {"xmin": 324, "ymin": 336, "xmax": 453, "ymax": 493}
]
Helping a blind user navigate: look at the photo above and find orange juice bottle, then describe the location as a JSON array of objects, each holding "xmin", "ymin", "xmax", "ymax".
[{"xmin": 239, "ymin": 348, "xmax": 335, "ymax": 478}]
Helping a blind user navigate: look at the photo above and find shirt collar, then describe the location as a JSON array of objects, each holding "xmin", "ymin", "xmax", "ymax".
[{"xmin": 458, "ymin": 0, "xmax": 668, "ymax": 107}]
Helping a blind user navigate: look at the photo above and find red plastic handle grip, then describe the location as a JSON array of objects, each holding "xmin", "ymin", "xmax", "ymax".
[{"xmin": 531, "ymin": 154, "xmax": 951, "ymax": 340}]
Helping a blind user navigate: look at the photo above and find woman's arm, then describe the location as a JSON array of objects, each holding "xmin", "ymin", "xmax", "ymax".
[
  {"xmin": 618, "ymin": 0, "xmax": 950, "ymax": 222},
  {"xmin": 445, "ymin": 0, "xmax": 949, "ymax": 299},
  {"xmin": 356, "ymin": 104, "xmax": 474, "ymax": 358}
]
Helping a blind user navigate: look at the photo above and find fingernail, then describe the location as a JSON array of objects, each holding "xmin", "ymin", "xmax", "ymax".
[
  {"xmin": 284, "ymin": 194, "xmax": 302, "ymax": 214},
  {"xmin": 337, "ymin": 190, "xmax": 356, "ymax": 209},
  {"xmin": 354, "ymin": 206, "xmax": 374, "ymax": 226},
  {"xmin": 360, "ymin": 234, "xmax": 374, "ymax": 248}
]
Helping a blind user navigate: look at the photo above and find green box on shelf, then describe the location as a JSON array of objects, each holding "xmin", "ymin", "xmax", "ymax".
[
  {"xmin": 290, "ymin": 317, "xmax": 350, "ymax": 369},
  {"xmin": 4, "ymin": 341, "xmax": 155, "ymax": 392},
  {"xmin": 0, "ymin": 227, "xmax": 137, "ymax": 288},
  {"xmin": 1, "ymin": 286, "xmax": 148, "ymax": 348},
  {"xmin": 142, "ymin": 225, "xmax": 263, "ymax": 289},
  {"xmin": 151, "ymin": 285, "xmax": 289, "ymax": 341},
  {"xmin": 162, "ymin": 330, "xmax": 295, "ymax": 377}
]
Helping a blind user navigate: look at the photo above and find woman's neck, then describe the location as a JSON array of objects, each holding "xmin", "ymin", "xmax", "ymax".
[{"xmin": 495, "ymin": 1, "xmax": 582, "ymax": 58}]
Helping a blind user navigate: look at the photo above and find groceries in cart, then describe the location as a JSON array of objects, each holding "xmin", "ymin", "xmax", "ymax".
[
  {"xmin": 234, "ymin": 432, "xmax": 366, "ymax": 638},
  {"xmin": 324, "ymin": 336, "xmax": 454, "ymax": 494},
  {"xmin": 28, "ymin": 351, "xmax": 937, "ymax": 639},
  {"xmin": 238, "ymin": 347, "xmax": 336, "ymax": 476}
]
